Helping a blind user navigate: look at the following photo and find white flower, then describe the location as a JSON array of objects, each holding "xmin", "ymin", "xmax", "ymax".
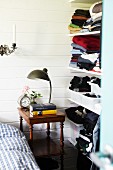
[{"xmin": 22, "ymin": 86, "xmax": 42, "ymax": 103}]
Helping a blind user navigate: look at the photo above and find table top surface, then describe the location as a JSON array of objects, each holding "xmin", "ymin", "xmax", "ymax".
[{"xmin": 18, "ymin": 107, "xmax": 65, "ymax": 120}]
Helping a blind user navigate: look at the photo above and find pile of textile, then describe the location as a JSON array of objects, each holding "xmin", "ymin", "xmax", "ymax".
[
  {"xmin": 69, "ymin": 1, "xmax": 102, "ymax": 72},
  {"xmin": 68, "ymin": 9, "xmax": 90, "ymax": 34}
]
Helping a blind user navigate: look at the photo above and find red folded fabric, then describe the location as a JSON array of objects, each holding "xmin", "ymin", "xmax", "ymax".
[
  {"xmin": 72, "ymin": 35, "xmax": 100, "ymax": 51},
  {"xmin": 71, "ymin": 59, "xmax": 78, "ymax": 62},
  {"xmin": 72, "ymin": 15, "xmax": 89, "ymax": 20}
]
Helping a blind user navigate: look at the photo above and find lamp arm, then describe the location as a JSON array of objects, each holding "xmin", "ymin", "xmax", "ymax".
[{"xmin": 49, "ymin": 80, "xmax": 52, "ymax": 103}]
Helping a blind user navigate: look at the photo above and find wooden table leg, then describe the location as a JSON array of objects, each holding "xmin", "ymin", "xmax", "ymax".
[
  {"xmin": 29, "ymin": 125, "xmax": 33, "ymax": 141},
  {"xmin": 20, "ymin": 116, "xmax": 23, "ymax": 132},
  {"xmin": 28, "ymin": 125, "xmax": 33, "ymax": 151},
  {"xmin": 60, "ymin": 122, "xmax": 64, "ymax": 152},
  {"xmin": 47, "ymin": 122, "xmax": 50, "ymax": 138}
]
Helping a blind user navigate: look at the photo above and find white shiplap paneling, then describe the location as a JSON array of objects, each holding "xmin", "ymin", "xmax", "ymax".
[
  {"xmin": 0, "ymin": 0, "xmax": 76, "ymax": 122},
  {"xmin": 0, "ymin": 0, "xmax": 89, "ymax": 124}
]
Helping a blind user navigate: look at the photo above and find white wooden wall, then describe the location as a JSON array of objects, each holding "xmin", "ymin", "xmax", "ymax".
[{"xmin": 0, "ymin": 0, "xmax": 89, "ymax": 126}]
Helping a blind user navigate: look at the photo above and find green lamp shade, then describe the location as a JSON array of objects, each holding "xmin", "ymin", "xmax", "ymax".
[
  {"xmin": 27, "ymin": 68, "xmax": 52, "ymax": 103},
  {"xmin": 27, "ymin": 68, "xmax": 50, "ymax": 81}
]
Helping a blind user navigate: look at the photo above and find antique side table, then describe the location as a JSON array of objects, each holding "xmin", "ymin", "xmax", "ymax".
[{"xmin": 18, "ymin": 107, "xmax": 65, "ymax": 151}]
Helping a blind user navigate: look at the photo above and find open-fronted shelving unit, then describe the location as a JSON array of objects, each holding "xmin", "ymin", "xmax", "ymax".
[{"xmin": 69, "ymin": 0, "xmax": 99, "ymax": 3}]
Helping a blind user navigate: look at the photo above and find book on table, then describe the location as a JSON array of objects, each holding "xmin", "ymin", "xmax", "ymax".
[
  {"xmin": 30, "ymin": 103, "xmax": 56, "ymax": 111},
  {"xmin": 32, "ymin": 109, "xmax": 57, "ymax": 116},
  {"xmin": 30, "ymin": 103, "xmax": 57, "ymax": 115}
]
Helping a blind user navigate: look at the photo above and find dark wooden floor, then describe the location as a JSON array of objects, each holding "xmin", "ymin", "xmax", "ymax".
[{"xmin": 24, "ymin": 129, "xmax": 92, "ymax": 170}]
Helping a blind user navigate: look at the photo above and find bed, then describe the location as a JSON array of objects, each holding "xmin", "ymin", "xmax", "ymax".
[{"xmin": 0, "ymin": 123, "xmax": 40, "ymax": 170}]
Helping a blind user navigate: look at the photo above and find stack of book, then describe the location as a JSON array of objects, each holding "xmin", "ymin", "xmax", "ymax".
[{"xmin": 30, "ymin": 103, "xmax": 57, "ymax": 116}]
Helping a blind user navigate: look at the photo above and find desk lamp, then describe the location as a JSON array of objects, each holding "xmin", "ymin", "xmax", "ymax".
[{"xmin": 27, "ymin": 68, "xmax": 52, "ymax": 103}]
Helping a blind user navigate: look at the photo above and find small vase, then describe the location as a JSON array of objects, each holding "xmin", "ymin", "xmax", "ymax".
[{"xmin": 31, "ymin": 98, "xmax": 37, "ymax": 104}]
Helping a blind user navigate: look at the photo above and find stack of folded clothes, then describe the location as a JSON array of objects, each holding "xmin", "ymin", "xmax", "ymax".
[
  {"xmin": 69, "ymin": 76, "xmax": 91, "ymax": 92},
  {"xmin": 72, "ymin": 35, "xmax": 100, "ymax": 52},
  {"xmin": 69, "ymin": 42, "xmax": 87, "ymax": 68},
  {"xmin": 69, "ymin": 1, "xmax": 102, "ymax": 72},
  {"xmin": 68, "ymin": 9, "xmax": 90, "ymax": 34},
  {"xmin": 69, "ymin": 75, "xmax": 101, "ymax": 96},
  {"xmin": 70, "ymin": 35, "xmax": 100, "ymax": 71},
  {"xmin": 82, "ymin": 1, "xmax": 102, "ymax": 33},
  {"xmin": 77, "ymin": 53, "xmax": 99, "ymax": 71}
]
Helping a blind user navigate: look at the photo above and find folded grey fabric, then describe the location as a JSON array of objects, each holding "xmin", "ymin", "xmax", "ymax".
[
  {"xmin": 82, "ymin": 18, "xmax": 93, "ymax": 29},
  {"xmin": 78, "ymin": 56, "xmax": 96, "ymax": 65},
  {"xmin": 90, "ymin": 1, "xmax": 102, "ymax": 19},
  {"xmin": 91, "ymin": 17, "xmax": 102, "ymax": 27},
  {"xmin": 71, "ymin": 43, "xmax": 87, "ymax": 52}
]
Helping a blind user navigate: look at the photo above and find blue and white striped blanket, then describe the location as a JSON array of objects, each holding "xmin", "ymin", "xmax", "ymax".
[{"xmin": 0, "ymin": 123, "xmax": 40, "ymax": 170}]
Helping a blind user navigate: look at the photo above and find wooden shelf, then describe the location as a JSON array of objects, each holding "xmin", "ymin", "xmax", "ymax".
[
  {"xmin": 69, "ymin": 0, "xmax": 99, "ymax": 3},
  {"xmin": 68, "ymin": 90, "xmax": 101, "ymax": 115},
  {"xmin": 68, "ymin": 97, "xmax": 101, "ymax": 115},
  {"xmin": 68, "ymin": 66, "xmax": 101, "ymax": 77},
  {"xmin": 68, "ymin": 31, "xmax": 100, "ymax": 37}
]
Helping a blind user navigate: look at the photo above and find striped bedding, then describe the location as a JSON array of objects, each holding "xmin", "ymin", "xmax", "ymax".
[{"xmin": 0, "ymin": 123, "xmax": 40, "ymax": 170}]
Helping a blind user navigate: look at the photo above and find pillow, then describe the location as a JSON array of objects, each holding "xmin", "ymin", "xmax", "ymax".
[
  {"xmin": 0, "ymin": 123, "xmax": 24, "ymax": 138},
  {"xmin": 0, "ymin": 150, "xmax": 40, "ymax": 170},
  {"xmin": 0, "ymin": 136, "xmax": 31, "ymax": 153}
]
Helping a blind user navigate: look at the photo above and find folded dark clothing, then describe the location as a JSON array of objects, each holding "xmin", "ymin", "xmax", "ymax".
[
  {"xmin": 99, "ymin": 53, "xmax": 101, "ymax": 69},
  {"xmin": 69, "ymin": 76, "xmax": 91, "ymax": 92},
  {"xmin": 83, "ymin": 111, "xmax": 99, "ymax": 134},
  {"xmin": 83, "ymin": 93, "xmax": 97, "ymax": 98},
  {"xmin": 80, "ymin": 129, "xmax": 92, "ymax": 138},
  {"xmin": 82, "ymin": 18, "xmax": 93, "ymax": 28},
  {"xmin": 71, "ymin": 19, "xmax": 86, "ymax": 27},
  {"xmin": 75, "ymin": 9, "xmax": 90, "ymax": 18},
  {"xmin": 77, "ymin": 62, "xmax": 96, "ymax": 70},
  {"xmin": 65, "ymin": 106, "xmax": 85, "ymax": 124},
  {"xmin": 78, "ymin": 56, "xmax": 97, "ymax": 65},
  {"xmin": 67, "ymin": 112, "xmax": 84, "ymax": 124},
  {"xmin": 73, "ymin": 47, "xmax": 86, "ymax": 53},
  {"xmin": 72, "ymin": 54, "xmax": 82, "ymax": 57},
  {"xmin": 91, "ymin": 19, "xmax": 101, "ymax": 27},
  {"xmin": 91, "ymin": 77, "xmax": 101, "ymax": 87},
  {"xmin": 86, "ymin": 50, "xmax": 100, "ymax": 54},
  {"xmin": 78, "ymin": 76, "xmax": 91, "ymax": 92},
  {"xmin": 70, "ymin": 76, "xmax": 81, "ymax": 87}
]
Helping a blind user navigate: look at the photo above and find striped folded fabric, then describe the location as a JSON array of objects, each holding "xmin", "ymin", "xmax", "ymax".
[{"xmin": 0, "ymin": 123, "xmax": 40, "ymax": 170}]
